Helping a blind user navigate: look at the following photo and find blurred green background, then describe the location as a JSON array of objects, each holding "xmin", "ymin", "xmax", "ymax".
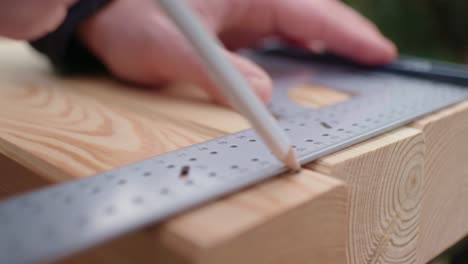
[{"xmin": 345, "ymin": 0, "xmax": 468, "ymax": 63}]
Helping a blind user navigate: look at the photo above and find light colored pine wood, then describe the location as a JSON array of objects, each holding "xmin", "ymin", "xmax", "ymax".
[
  {"xmin": 307, "ymin": 128, "xmax": 426, "ymax": 263},
  {"xmin": 0, "ymin": 75, "xmax": 222, "ymax": 180},
  {"xmin": 0, "ymin": 40, "xmax": 348, "ymax": 263},
  {"xmin": 411, "ymin": 102, "xmax": 468, "ymax": 262},
  {"xmin": 64, "ymin": 170, "xmax": 348, "ymax": 264},
  {"xmin": 0, "ymin": 152, "xmax": 48, "ymax": 199},
  {"xmin": 66, "ymin": 78, "xmax": 251, "ymax": 134},
  {"xmin": 288, "ymin": 84, "xmax": 351, "ymax": 108},
  {"xmin": 2, "ymin": 39, "xmax": 468, "ymax": 264}
]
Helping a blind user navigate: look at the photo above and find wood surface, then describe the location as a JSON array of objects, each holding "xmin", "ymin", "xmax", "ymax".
[
  {"xmin": 0, "ymin": 40, "xmax": 348, "ymax": 263},
  {"xmin": 308, "ymin": 128, "xmax": 425, "ymax": 263},
  {"xmin": 1, "ymin": 39, "xmax": 468, "ymax": 264},
  {"xmin": 411, "ymin": 102, "xmax": 468, "ymax": 262}
]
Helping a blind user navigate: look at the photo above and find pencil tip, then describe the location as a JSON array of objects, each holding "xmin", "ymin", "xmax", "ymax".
[{"xmin": 283, "ymin": 147, "xmax": 301, "ymax": 172}]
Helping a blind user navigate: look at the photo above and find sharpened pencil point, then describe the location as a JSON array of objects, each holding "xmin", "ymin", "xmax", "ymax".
[{"xmin": 283, "ymin": 147, "xmax": 301, "ymax": 172}]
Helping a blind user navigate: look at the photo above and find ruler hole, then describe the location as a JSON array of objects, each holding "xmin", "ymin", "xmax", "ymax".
[
  {"xmin": 251, "ymin": 158, "xmax": 259, "ymax": 162},
  {"xmin": 104, "ymin": 206, "xmax": 115, "ymax": 215},
  {"xmin": 180, "ymin": 166, "xmax": 190, "ymax": 178},
  {"xmin": 210, "ymin": 151, "xmax": 218, "ymax": 155},
  {"xmin": 337, "ymin": 128, "xmax": 344, "ymax": 131},
  {"xmin": 189, "ymin": 158, "xmax": 197, "ymax": 161},
  {"xmin": 160, "ymin": 188, "xmax": 170, "ymax": 195},
  {"xmin": 249, "ymin": 139, "xmax": 256, "ymax": 142},
  {"xmin": 306, "ymin": 139, "xmax": 314, "ymax": 142},
  {"xmin": 230, "ymin": 145, "xmax": 238, "ymax": 148},
  {"xmin": 43, "ymin": 227, "xmax": 56, "ymax": 238},
  {"xmin": 284, "ymin": 128, "xmax": 291, "ymax": 132},
  {"xmin": 132, "ymin": 196, "xmax": 143, "ymax": 205},
  {"xmin": 209, "ymin": 172, "xmax": 217, "ymax": 177},
  {"xmin": 320, "ymin": 122, "xmax": 332, "ymax": 129},
  {"xmin": 231, "ymin": 165, "xmax": 239, "ymax": 169},
  {"xmin": 185, "ymin": 180, "xmax": 194, "ymax": 186},
  {"xmin": 64, "ymin": 196, "xmax": 73, "ymax": 204},
  {"xmin": 167, "ymin": 165, "xmax": 176, "ymax": 169},
  {"xmin": 77, "ymin": 217, "xmax": 88, "ymax": 228},
  {"xmin": 91, "ymin": 187, "xmax": 101, "ymax": 195},
  {"xmin": 143, "ymin": 171, "xmax": 152, "ymax": 177},
  {"xmin": 322, "ymin": 134, "xmax": 329, "ymax": 137},
  {"xmin": 352, "ymin": 123, "xmax": 358, "ymax": 127},
  {"xmin": 292, "ymin": 145, "xmax": 297, "ymax": 148},
  {"xmin": 299, "ymin": 123, "xmax": 306, "ymax": 127},
  {"xmin": 118, "ymin": 179, "xmax": 127, "ymax": 185}
]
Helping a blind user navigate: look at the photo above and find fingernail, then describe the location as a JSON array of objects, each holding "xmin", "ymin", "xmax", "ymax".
[{"xmin": 307, "ymin": 40, "xmax": 327, "ymax": 54}]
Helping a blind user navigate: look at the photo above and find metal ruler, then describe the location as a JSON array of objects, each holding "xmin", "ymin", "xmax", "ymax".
[{"xmin": 1, "ymin": 50, "xmax": 468, "ymax": 264}]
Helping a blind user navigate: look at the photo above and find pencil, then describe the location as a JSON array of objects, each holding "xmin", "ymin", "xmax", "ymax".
[{"xmin": 157, "ymin": 0, "xmax": 301, "ymax": 171}]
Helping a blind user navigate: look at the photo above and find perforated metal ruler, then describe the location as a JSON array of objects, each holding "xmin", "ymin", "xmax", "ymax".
[{"xmin": 1, "ymin": 51, "xmax": 468, "ymax": 264}]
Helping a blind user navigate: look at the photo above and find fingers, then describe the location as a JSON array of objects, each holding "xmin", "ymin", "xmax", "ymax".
[
  {"xmin": 0, "ymin": 0, "xmax": 77, "ymax": 40},
  {"xmin": 273, "ymin": 0, "xmax": 397, "ymax": 64},
  {"xmin": 79, "ymin": 0, "xmax": 272, "ymax": 105},
  {"xmin": 80, "ymin": 0, "xmax": 395, "ymax": 109},
  {"xmin": 224, "ymin": 52, "xmax": 273, "ymax": 104},
  {"xmin": 216, "ymin": 0, "xmax": 397, "ymax": 64}
]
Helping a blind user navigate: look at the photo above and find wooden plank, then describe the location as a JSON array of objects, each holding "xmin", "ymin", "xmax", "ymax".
[
  {"xmin": 411, "ymin": 102, "xmax": 468, "ymax": 262},
  {"xmin": 0, "ymin": 74, "xmax": 221, "ymax": 180},
  {"xmin": 2, "ymin": 39, "xmax": 468, "ymax": 263},
  {"xmin": 0, "ymin": 40, "xmax": 348, "ymax": 263},
  {"xmin": 306, "ymin": 128, "xmax": 426, "ymax": 263},
  {"xmin": 64, "ymin": 170, "xmax": 348, "ymax": 264},
  {"xmin": 0, "ymin": 152, "xmax": 48, "ymax": 199},
  {"xmin": 65, "ymin": 78, "xmax": 251, "ymax": 134}
]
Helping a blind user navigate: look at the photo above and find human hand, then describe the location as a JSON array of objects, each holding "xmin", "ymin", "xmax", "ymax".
[
  {"xmin": 79, "ymin": 0, "xmax": 397, "ymax": 104},
  {"xmin": 0, "ymin": 0, "xmax": 77, "ymax": 40}
]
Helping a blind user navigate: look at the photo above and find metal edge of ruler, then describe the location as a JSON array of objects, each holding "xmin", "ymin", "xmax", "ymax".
[{"xmin": 1, "ymin": 51, "xmax": 468, "ymax": 264}]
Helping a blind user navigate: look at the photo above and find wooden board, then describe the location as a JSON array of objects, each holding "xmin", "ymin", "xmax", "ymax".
[
  {"xmin": 0, "ymin": 41, "xmax": 348, "ymax": 264},
  {"xmin": 1, "ymin": 39, "xmax": 468, "ymax": 263},
  {"xmin": 308, "ymin": 128, "xmax": 425, "ymax": 263},
  {"xmin": 411, "ymin": 102, "xmax": 468, "ymax": 262}
]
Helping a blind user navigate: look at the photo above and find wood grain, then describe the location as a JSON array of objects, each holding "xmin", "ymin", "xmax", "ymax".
[
  {"xmin": 2, "ymin": 39, "xmax": 468, "ymax": 264},
  {"xmin": 288, "ymin": 84, "xmax": 351, "ymax": 108},
  {"xmin": 66, "ymin": 78, "xmax": 251, "ymax": 134},
  {"xmin": 0, "ymin": 40, "xmax": 349, "ymax": 264},
  {"xmin": 411, "ymin": 102, "xmax": 468, "ymax": 262},
  {"xmin": 0, "ymin": 76, "xmax": 221, "ymax": 180},
  {"xmin": 59, "ymin": 170, "xmax": 347, "ymax": 264},
  {"xmin": 307, "ymin": 128, "xmax": 425, "ymax": 263}
]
